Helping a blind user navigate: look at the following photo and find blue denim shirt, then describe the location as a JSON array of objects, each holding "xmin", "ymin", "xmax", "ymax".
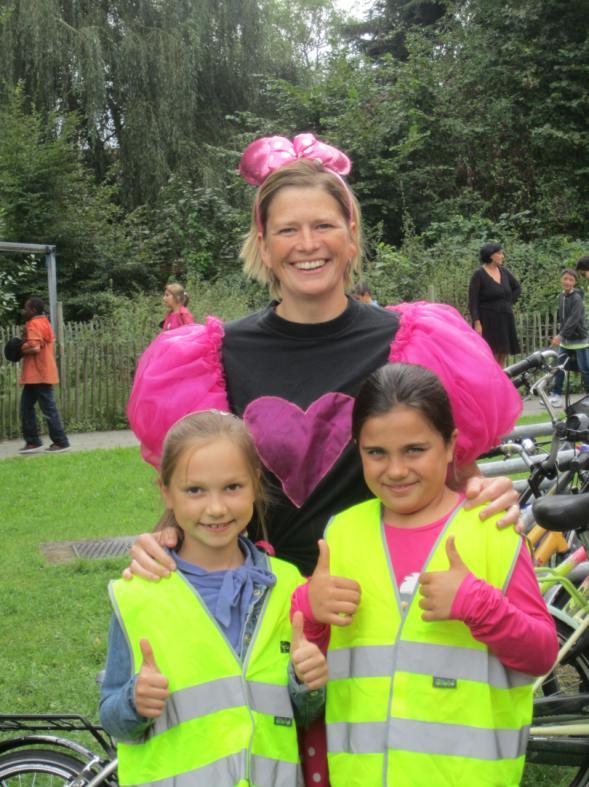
[{"xmin": 99, "ymin": 539, "xmax": 324, "ymax": 740}]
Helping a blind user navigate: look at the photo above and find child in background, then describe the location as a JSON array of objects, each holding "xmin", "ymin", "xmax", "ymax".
[
  {"xmin": 550, "ymin": 267, "xmax": 589, "ymax": 407},
  {"xmin": 161, "ymin": 282, "xmax": 194, "ymax": 330},
  {"xmin": 101, "ymin": 411, "xmax": 327, "ymax": 786},
  {"xmin": 19, "ymin": 297, "xmax": 70, "ymax": 453},
  {"xmin": 295, "ymin": 363, "xmax": 558, "ymax": 786}
]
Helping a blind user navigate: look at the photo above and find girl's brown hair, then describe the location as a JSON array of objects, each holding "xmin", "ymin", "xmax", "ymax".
[
  {"xmin": 156, "ymin": 410, "xmax": 267, "ymax": 544},
  {"xmin": 352, "ymin": 363, "xmax": 456, "ymax": 445},
  {"xmin": 240, "ymin": 159, "xmax": 364, "ymax": 300}
]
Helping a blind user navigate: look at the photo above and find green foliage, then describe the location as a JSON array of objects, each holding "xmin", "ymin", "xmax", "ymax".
[
  {"xmin": 1, "ymin": 0, "xmax": 588, "ymax": 323},
  {"xmin": 364, "ymin": 212, "xmax": 589, "ymax": 318},
  {"xmin": 0, "ymin": 254, "xmax": 37, "ymax": 321},
  {"xmin": 0, "ymin": 87, "xmax": 148, "ymax": 321}
]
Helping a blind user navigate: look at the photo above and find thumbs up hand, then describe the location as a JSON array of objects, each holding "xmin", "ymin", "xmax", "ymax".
[
  {"xmin": 134, "ymin": 638, "xmax": 170, "ymax": 718},
  {"xmin": 418, "ymin": 537, "xmax": 470, "ymax": 622},
  {"xmin": 308, "ymin": 539, "xmax": 361, "ymax": 627},
  {"xmin": 291, "ymin": 611, "xmax": 328, "ymax": 690}
]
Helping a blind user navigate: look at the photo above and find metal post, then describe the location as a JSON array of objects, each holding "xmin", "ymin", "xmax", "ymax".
[{"xmin": 46, "ymin": 248, "xmax": 58, "ymax": 332}]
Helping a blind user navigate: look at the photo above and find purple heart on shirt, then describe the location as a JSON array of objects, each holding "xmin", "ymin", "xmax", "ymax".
[{"xmin": 243, "ymin": 393, "xmax": 355, "ymax": 508}]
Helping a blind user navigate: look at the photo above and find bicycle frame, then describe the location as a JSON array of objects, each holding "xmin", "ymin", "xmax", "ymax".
[{"xmin": 0, "ymin": 714, "xmax": 117, "ymax": 786}]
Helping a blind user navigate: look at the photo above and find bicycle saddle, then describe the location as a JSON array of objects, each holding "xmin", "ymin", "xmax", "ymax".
[{"xmin": 532, "ymin": 493, "xmax": 589, "ymax": 532}]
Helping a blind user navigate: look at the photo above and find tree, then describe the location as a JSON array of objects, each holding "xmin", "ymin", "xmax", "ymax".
[
  {"xmin": 0, "ymin": 87, "xmax": 155, "ymax": 320},
  {"xmin": 0, "ymin": 0, "xmax": 335, "ymax": 208}
]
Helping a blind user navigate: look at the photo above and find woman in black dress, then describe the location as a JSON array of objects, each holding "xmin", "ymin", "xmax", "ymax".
[{"xmin": 468, "ymin": 242, "xmax": 521, "ymax": 367}]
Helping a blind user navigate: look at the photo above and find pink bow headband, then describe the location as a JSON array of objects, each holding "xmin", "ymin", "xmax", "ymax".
[
  {"xmin": 239, "ymin": 134, "xmax": 354, "ymax": 230},
  {"xmin": 239, "ymin": 133, "xmax": 352, "ymax": 186}
]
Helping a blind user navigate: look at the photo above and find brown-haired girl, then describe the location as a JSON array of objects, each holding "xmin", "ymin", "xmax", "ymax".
[
  {"xmin": 161, "ymin": 282, "xmax": 194, "ymax": 331},
  {"xmin": 299, "ymin": 363, "xmax": 557, "ymax": 785},
  {"xmin": 100, "ymin": 411, "xmax": 327, "ymax": 786}
]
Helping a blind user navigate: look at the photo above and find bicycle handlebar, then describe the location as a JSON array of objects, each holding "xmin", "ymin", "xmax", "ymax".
[{"xmin": 504, "ymin": 349, "xmax": 558, "ymax": 380}]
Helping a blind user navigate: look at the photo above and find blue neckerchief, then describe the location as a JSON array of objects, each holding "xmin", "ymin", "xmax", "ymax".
[{"xmin": 172, "ymin": 537, "xmax": 276, "ymax": 651}]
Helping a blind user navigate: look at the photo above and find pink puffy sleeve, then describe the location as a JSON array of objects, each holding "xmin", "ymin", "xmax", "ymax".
[
  {"xmin": 387, "ymin": 301, "xmax": 522, "ymax": 466},
  {"xmin": 127, "ymin": 317, "xmax": 229, "ymax": 468}
]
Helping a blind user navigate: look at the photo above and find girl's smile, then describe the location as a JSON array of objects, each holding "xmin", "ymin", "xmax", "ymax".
[
  {"xmin": 358, "ymin": 404, "xmax": 458, "ymax": 528},
  {"xmin": 161, "ymin": 436, "xmax": 256, "ymax": 569}
]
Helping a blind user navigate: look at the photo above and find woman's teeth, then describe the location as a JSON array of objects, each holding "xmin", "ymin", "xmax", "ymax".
[{"xmin": 293, "ymin": 260, "xmax": 326, "ymax": 270}]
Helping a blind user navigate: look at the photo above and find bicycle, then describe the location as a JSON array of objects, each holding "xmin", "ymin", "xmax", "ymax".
[
  {"xmin": 525, "ymin": 493, "xmax": 589, "ymax": 787},
  {"xmin": 0, "ymin": 714, "xmax": 117, "ymax": 786}
]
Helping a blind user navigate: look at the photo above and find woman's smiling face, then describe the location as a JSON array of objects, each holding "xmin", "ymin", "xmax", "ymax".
[{"xmin": 259, "ymin": 186, "xmax": 356, "ymax": 313}]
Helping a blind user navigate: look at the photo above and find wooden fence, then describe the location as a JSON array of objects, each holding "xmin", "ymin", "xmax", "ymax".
[
  {"xmin": 0, "ymin": 309, "xmax": 560, "ymax": 441},
  {"xmin": 0, "ymin": 321, "xmax": 153, "ymax": 440}
]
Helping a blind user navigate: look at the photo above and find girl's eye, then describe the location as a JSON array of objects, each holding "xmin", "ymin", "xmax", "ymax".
[
  {"xmin": 365, "ymin": 447, "xmax": 385, "ymax": 457},
  {"xmin": 225, "ymin": 483, "xmax": 242, "ymax": 492},
  {"xmin": 186, "ymin": 486, "xmax": 204, "ymax": 495},
  {"xmin": 317, "ymin": 222, "xmax": 334, "ymax": 230},
  {"xmin": 406, "ymin": 446, "xmax": 426, "ymax": 455}
]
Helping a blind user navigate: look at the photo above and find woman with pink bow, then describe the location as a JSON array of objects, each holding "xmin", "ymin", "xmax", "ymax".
[{"xmin": 126, "ymin": 134, "xmax": 521, "ymax": 785}]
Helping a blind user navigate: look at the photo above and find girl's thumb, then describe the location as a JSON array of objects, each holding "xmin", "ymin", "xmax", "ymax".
[
  {"xmin": 446, "ymin": 536, "xmax": 464, "ymax": 569},
  {"xmin": 291, "ymin": 611, "xmax": 305, "ymax": 650},
  {"xmin": 140, "ymin": 638, "xmax": 159, "ymax": 671}
]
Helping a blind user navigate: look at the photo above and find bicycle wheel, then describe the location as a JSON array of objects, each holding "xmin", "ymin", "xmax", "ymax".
[
  {"xmin": 541, "ymin": 620, "xmax": 589, "ymax": 697},
  {"xmin": 524, "ymin": 621, "xmax": 589, "ymax": 786},
  {"xmin": 0, "ymin": 749, "xmax": 87, "ymax": 786}
]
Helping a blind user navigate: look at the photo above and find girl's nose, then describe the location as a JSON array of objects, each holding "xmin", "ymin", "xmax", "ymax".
[
  {"xmin": 206, "ymin": 493, "xmax": 227, "ymax": 517},
  {"xmin": 386, "ymin": 455, "xmax": 408, "ymax": 479}
]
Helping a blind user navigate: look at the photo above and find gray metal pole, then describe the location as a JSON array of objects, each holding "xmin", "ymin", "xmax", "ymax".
[{"xmin": 46, "ymin": 249, "xmax": 58, "ymax": 331}]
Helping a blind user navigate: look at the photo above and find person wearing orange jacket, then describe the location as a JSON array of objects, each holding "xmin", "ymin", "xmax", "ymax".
[{"xmin": 19, "ymin": 297, "xmax": 70, "ymax": 454}]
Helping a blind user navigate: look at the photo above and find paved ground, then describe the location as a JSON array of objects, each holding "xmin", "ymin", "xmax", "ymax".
[
  {"xmin": 0, "ymin": 429, "xmax": 139, "ymax": 460},
  {"xmin": 0, "ymin": 395, "xmax": 552, "ymax": 461}
]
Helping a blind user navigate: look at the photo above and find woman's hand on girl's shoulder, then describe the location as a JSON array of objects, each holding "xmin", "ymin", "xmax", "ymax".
[
  {"xmin": 122, "ymin": 530, "xmax": 178, "ymax": 581},
  {"xmin": 463, "ymin": 475, "xmax": 521, "ymax": 531}
]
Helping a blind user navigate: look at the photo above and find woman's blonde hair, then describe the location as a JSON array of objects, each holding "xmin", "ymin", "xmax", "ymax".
[
  {"xmin": 156, "ymin": 410, "xmax": 267, "ymax": 545},
  {"xmin": 164, "ymin": 282, "xmax": 189, "ymax": 307},
  {"xmin": 240, "ymin": 159, "xmax": 364, "ymax": 300}
]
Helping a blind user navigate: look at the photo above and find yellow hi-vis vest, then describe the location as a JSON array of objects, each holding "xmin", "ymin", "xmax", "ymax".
[
  {"xmin": 109, "ymin": 554, "xmax": 304, "ymax": 787},
  {"xmin": 325, "ymin": 498, "xmax": 534, "ymax": 787}
]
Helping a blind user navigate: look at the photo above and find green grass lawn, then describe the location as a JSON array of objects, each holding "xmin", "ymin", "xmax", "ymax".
[{"xmin": 0, "ymin": 447, "xmax": 161, "ymax": 721}]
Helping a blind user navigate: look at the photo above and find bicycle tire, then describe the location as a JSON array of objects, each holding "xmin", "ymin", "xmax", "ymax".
[
  {"xmin": 524, "ymin": 621, "xmax": 589, "ymax": 786},
  {"xmin": 0, "ymin": 748, "xmax": 87, "ymax": 786},
  {"xmin": 540, "ymin": 619, "xmax": 589, "ymax": 697}
]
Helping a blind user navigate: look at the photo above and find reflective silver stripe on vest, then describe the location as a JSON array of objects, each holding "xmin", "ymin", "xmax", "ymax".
[
  {"xmin": 248, "ymin": 681, "xmax": 294, "ymax": 718},
  {"xmin": 328, "ymin": 641, "xmax": 534, "ymax": 689},
  {"xmin": 395, "ymin": 641, "xmax": 534, "ymax": 689},
  {"xmin": 151, "ymin": 677, "xmax": 292, "ymax": 737},
  {"xmin": 327, "ymin": 721, "xmax": 388, "ymax": 754},
  {"xmin": 141, "ymin": 752, "xmax": 301, "ymax": 787},
  {"xmin": 328, "ymin": 645, "xmax": 396, "ymax": 680},
  {"xmin": 251, "ymin": 754, "xmax": 304, "ymax": 787},
  {"xmin": 144, "ymin": 749, "xmax": 246, "ymax": 786},
  {"xmin": 388, "ymin": 718, "xmax": 529, "ymax": 760}
]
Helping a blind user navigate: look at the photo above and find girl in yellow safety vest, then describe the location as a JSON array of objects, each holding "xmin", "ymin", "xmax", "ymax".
[
  {"xmin": 100, "ymin": 410, "xmax": 327, "ymax": 787},
  {"xmin": 293, "ymin": 362, "xmax": 558, "ymax": 786}
]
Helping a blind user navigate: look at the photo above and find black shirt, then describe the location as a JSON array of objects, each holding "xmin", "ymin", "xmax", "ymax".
[{"xmin": 222, "ymin": 298, "xmax": 399, "ymax": 574}]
